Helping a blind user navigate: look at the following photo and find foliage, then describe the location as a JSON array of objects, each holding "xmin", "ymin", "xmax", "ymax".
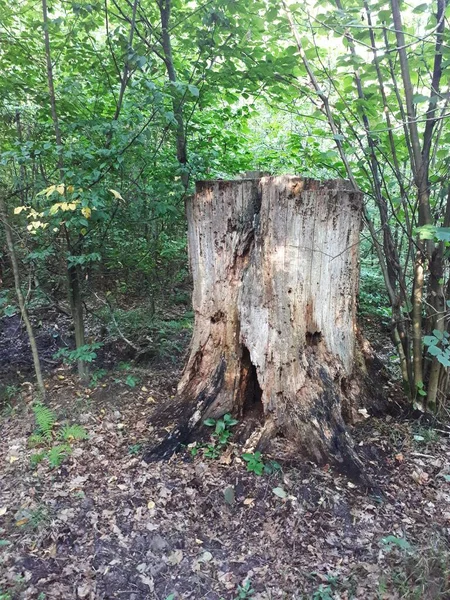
[
  {"xmin": 241, "ymin": 451, "xmax": 265, "ymax": 475},
  {"xmin": 30, "ymin": 402, "xmax": 56, "ymax": 444},
  {"xmin": 233, "ymin": 580, "xmax": 254, "ymax": 600},
  {"xmin": 54, "ymin": 343, "xmax": 103, "ymax": 366},
  {"xmin": 242, "ymin": 452, "xmax": 281, "ymax": 476},
  {"xmin": 189, "ymin": 414, "xmax": 240, "ymax": 459},
  {"xmin": 29, "ymin": 402, "xmax": 87, "ymax": 469},
  {"xmin": 203, "ymin": 413, "xmax": 239, "ymax": 458}
]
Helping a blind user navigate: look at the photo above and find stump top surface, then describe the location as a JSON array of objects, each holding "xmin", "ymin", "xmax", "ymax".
[{"xmin": 195, "ymin": 175, "xmax": 361, "ymax": 195}]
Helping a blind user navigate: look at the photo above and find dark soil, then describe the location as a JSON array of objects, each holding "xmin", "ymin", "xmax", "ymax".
[
  {"xmin": 1, "ymin": 364, "xmax": 450, "ymax": 599},
  {"xmin": 1, "ymin": 313, "xmax": 449, "ymax": 599}
]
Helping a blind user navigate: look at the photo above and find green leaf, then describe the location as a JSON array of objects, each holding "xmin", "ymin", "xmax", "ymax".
[
  {"xmin": 412, "ymin": 94, "xmax": 428, "ymax": 104},
  {"xmin": 427, "ymin": 345, "xmax": 441, "ymax": 357},
  {"xmin": 187, "ymin": 84, "xmax": 199, "ymax": 98},
  {"xmin": 204, "ymin": 418, "xmax": 216, "ymax": 427},
  {"xmin": 382, "ymin": 535, "xmax": 411, "ymax": 550},
  {"xmin": 412, "ymin": 3, "xmax": 428, "ymax": 13},
  {"xmin": 424, "ymin": 335, "xmax": 438, "ymax": 346},
  {"xmin": 223, "ymin": 485, "xmax": 235, "ymax": 505},
  {"xmin": 272, "ymin": 487, "xmax": 287, "ymax": 498}
]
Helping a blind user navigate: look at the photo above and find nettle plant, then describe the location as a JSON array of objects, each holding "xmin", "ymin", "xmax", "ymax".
[{"xmin": 29, "ymin": 402, "xmax": 88, "ymax": 468}]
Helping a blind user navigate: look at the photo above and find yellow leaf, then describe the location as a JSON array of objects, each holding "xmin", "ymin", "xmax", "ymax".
[
  {"xmin": 109, "ymin": 189, "xmax": 124, "ymax": 201},
  {"xmin": 9, "ymin": 456, "xmax": 19, "ymax": 463},
  {"xmin": 243, "ymin": 498, "xmax": 254, "ymax": 505},
  {"xmin": 147, "ymin": 500, "xmax": 155, "ymax": 510},
  {"xmin": 49, "ymin": 203, "xmax": 61, "ymax": 215},
  {"xmin": 0, "ymin": 507, "xmax": 7, "ymax": 516},
  {"xmin": 80, "ymin": 228, "xmax": 87, "ymax": 235},
  {"xmin": 56, "ymin": 184, "xmax": 65, "ymax": 195},
  {"xmin": 81, "ymin": 207, "xmax": 91, "ymax": 219},
  {"xmin": 45, "ymin": 185, "xmax": 56, "ymax": 197},
  {"xmin": 13, "ymin": 206, "xmax": 26, "ymax": 214},
  {"xmin": 15, "ymin": 518, "xmax": 29, "ymax": 527},
  {"xmin": 66, "ymin": 185, "xmax": 75, "ymax": 194}
]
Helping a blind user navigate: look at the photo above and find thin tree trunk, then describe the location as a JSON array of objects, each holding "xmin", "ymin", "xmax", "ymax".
[
  {"xmin": 0, "ymin": 197, "xmax": 45, "ymax": 398},
  {"xmin": 158, "ymin": 0, "xmax": 189, "ymax": 190},
  {"xmin": 42, "ymin": 0, "xmax": 87, "ymax": 379}
]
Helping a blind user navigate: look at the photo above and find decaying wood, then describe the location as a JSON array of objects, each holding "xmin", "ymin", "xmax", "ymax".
[{"xmin": 147, "ymin": 175, "xmax": 378, "ymax": 481}]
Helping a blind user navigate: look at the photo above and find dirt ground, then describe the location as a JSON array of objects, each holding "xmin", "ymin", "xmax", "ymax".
[{"xmin": 1, "ymin": 314, "xmax": 450, "ymax": 600}]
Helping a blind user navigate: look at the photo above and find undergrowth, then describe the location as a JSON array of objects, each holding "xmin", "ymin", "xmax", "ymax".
[{"xmin": 29, "ymin": 403, "xmax": 87, "ymax": 468}]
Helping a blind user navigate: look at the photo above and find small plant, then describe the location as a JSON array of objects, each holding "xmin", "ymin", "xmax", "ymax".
[
  {"xmin": 29, "ymin": 402, "xmax": 87, "ymax": 469},
  {"xmin": 125, "ymin": 374, "xmax": 139, "ymax": 388},
  {"xmin": 54, "ymin": 342, "xmax": 103, "ymax": 365},
  {"xmin": 234, "ymin": 580, "xmax": 254, "ymax": 600},
  {"xmin": 382, "ymin": 535, "xmax": 412, "ymax": 552},
  {"xmin": 29, "ymin": 402, "xmax": 56, "ymax": 445},
  {"xmin": 311, "ymin": 585, "xmax": 334, "ymax": 600},
  {"xmin": 203, "ymin": 413, "xmax": 238, "ymax": 458},
  {"xmin": 241, "ymin": 451, "xmax": 281, "ymax": 476},
  {"xmin": 413, "ymin": 426, "xmax": 439, "ymax": 445},
  {"xmin": 128, "ymin": 443, "xmax": 142, "ymax": 455},
  {"xmin": 47, "ymin": 444, "xmax": 72, "ymax": 468},
  {"xmin": 3, "ymin": 384, "xmax": 20, "ymax": 402},
  {"xmin": 89, "ymin": 368, "xmax": 107, "ymax": 387},
  {"xmin": 242, "ymin": 451, "xmax": 265, "ymax": 475}
]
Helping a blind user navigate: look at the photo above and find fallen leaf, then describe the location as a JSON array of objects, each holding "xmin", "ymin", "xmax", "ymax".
[
  {"xmin": 243, "ymin": 498, "xmax": 254, "ymax": 505},
  {"xmin": 223, "ymin": 486, "xmax": 235, "ymax": 505},
  {"xmin": 167, "ymin": 549, "xmax": 183, "ymax": 565},
  {"xmin": 201, "ymin": 551, "xmax": 213, "ymax": 562},
  {"xmin": 0, "ymin": 507, "xmax": 7, "ymax": 516},
  {"xmin": 272, "ymin": 487, "xmax": 287, "ymax": 499}
]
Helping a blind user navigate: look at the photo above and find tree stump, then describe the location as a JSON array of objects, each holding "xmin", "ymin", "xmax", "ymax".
[{"xmin": 148, "ymin": 175, "xmax": 370, "ymax": 478}]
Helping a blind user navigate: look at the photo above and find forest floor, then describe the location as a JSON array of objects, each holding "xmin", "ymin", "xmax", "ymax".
[{"xmin": 1, "ymin": 316, "xmax": 450, "ymax": 600}]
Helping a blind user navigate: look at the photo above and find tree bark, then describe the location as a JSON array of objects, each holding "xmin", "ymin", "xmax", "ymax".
[
  {"xmin": 0, "ymin": 196, "xmax": 46, "ymax": 398},
  {"xmin": 148, "ymin": 176, "xmax": 371, "ymax": 480}
]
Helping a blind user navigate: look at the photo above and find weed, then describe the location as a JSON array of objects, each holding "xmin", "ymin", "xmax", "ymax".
[
  {"xmin": 3, "ymin": 384, "xmax": 20, "ymax": 402},
  {"xmin": 128, "ymin": 443, "xmax": 142, "ymax": 455},
  {"xmin": 413, "ymin": 426, "xmax": 439, "ymax": 445},
  {"xmin": 89, "ymin": 368, "xmax": 107, "ymax": 387},
  {"xmin": 234, "ymin": 580, "xmax": 254, "ymax": 600},
  {"xmin": 202, "ymin": 413, "xmax": 238, "ymax": 458},
  {"xmin": 242, "ymin": 452, "xmax": 281, "ymax": 476},
  {"xmin": 125, "ymin": 374, "xmax": 139, "ymax": 388},
  {"xmin": 54, "ymin": 342, "xmax": 103, "ymax": 365},
  {"xmin": 242, "ymin": 451, "xmax": 264, "ymax": 475},
  {"xmin": 311, "ymin": 585, "xmax": 334, "ymax": 600},
  {"xmin": 380, "ymin": 532, "xmax": 450, "ymax": 599}
]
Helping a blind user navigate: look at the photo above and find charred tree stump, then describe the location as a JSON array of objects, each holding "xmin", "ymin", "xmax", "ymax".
[{"xmin": 148, "ymin": 176, "xmax": 370, "ymax": 479}]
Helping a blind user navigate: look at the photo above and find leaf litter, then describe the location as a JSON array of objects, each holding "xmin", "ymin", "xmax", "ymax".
[{"xmin": 0, "ymin": 368, "xmax": 449, "ymax": 599}]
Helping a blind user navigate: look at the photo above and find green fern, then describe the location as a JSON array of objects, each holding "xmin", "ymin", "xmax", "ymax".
[
  {"xmin": 32, "ymin": 402, "xmax": 56, "ymax": 442},
  {"xmin": 59, "ymin": 424, "xmax": 88, "ymax": 441},
  {"xmin": 28, "ymin": 433, "xmax": 46, "ymax": 448},
  {"xmin": 30, "ymin": 451, "xmax": 46, "ymax": 467},
  {"xmin": 47, "ymin": 444, "xmax": 71, "ymax": 468}
]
